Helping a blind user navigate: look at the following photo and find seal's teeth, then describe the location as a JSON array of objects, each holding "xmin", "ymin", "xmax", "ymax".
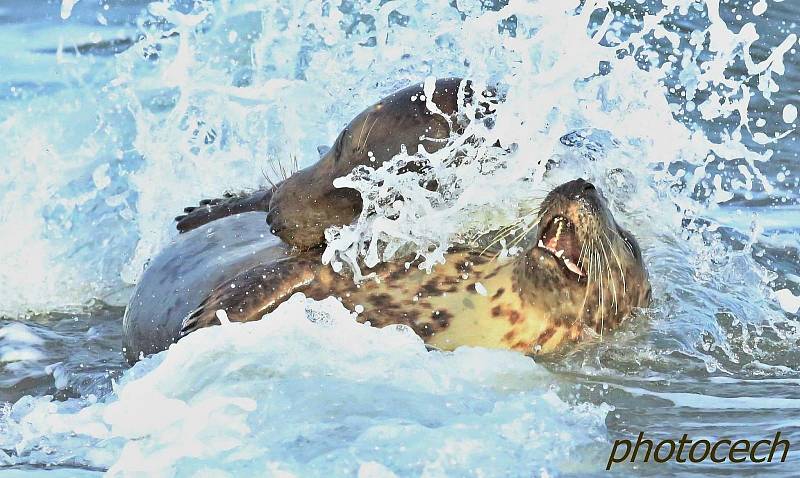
[
  {"xmin": 555, "ymin": 221, "xmax": 563, "ymax": 243},
  {"xmin": 555, "ymin": 249, "xmax": 564, "ymax": 258},
  {"xmin": 538, "ymin": 240, "xmax": 545, "ymax": 248},
  {"xmin": 564, "ymin": 259, "xmax": 585, "ymax": 276}
]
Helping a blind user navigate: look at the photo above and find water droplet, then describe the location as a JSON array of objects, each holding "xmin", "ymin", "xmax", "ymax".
[{"xmin": 782, "ymin": 104, "xmax": 797, "ymax": 124}]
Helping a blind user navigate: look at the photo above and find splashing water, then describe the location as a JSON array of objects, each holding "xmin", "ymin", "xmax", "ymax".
[{"xmin": 0, "ymin": 0, "xmax": 799, "ymax": 475}]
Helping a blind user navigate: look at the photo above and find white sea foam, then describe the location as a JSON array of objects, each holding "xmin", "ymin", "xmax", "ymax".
[{"xmin": 0, "ymin": 295, "xmax": 610, "ymax": 476}]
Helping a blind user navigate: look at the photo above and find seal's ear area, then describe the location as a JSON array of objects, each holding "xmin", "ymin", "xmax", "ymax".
[
  {"xmin": 174, "ymin": 188, "xmax": 276, "ymax": 233},
  {"xmin": 179, "ymin": 259, "xmax": 319, "ymax": 338}
]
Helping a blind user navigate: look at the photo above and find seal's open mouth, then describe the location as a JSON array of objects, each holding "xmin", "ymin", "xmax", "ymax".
[{"xmin": 537, "ymin": 215, "xmax": 585, "ymax": 277}]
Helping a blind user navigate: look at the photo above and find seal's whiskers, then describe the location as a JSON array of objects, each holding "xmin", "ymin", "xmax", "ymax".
[
  {"xmin": 597, "ymin": 234, "xmax": 618, "ymax": 314},
  {"xmin": 603, "ymin": 229, "xmax": 627, "ymax": 295}
]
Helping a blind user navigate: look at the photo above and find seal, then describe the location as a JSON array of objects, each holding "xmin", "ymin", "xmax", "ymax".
[
  {"xmin": 173, "ymin": 77, "xmax": 497, "ymax": 247},
  {"xmin": 123, "ymin": 177, "xmax": 650, "ymax": 363}
]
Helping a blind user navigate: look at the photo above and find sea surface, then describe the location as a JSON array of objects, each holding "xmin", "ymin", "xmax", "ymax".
[{"xmin": 0, "ymin": 0, "xmax": 799, "ymax": 476}]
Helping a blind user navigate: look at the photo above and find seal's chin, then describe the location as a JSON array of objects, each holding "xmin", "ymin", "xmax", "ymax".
[{"xmin": 536, "ymin": 215, "xmax": 586, "ymax": 279}]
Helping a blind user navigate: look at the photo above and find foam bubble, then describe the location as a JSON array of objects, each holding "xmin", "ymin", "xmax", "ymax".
[
  {"xmin": 60, "ymin": 0, "xmax": 81, "ymax": 20},
  {"xmin": 783, "ymin": 104, "xmax": 797, "ymax": 124},
  {"xmin": 752, "ymin": 1, "xmax": 767, "ymax": 16},
  {"xmin": 776, "ymin": 289, "xmax": 800, "ymax": 314}
]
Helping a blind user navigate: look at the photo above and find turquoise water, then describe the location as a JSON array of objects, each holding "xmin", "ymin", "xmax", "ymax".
[{"xmin": 0, "ymin": 0, "xmax": 798, "ymax": 476}]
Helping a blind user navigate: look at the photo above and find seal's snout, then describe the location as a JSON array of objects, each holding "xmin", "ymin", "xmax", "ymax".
[
  {"xmin": 545, "ymin": 178, "xmax": 609, "ymax": 219},
  {"xmin": 531, "ymin": 178, "xmax": 616, "ymax": 282},
  {"xmin": 558, "ymin": 178, "xmax": 597, "ymax": 199},
  {"xmin": 266, "ymin": 209, "xmax": 282, "ymax": 233},
  {"xmin": 266, "ymin": 208, "xmax": 291, "ymax": 244}
]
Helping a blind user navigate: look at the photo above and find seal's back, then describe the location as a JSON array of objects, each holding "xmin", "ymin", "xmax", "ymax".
[{"xmin": 122, "ymin": 212, "xmax": 291, "ymax": 363}]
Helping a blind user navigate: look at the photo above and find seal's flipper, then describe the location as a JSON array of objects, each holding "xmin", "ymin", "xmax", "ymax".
[
  {"xmin": 179, "ymin": 258, "xmax": 319, "ymax": 337},
  {"xmin": 175, "ymin": 188, "xmax": 276, "ymax": 233}
]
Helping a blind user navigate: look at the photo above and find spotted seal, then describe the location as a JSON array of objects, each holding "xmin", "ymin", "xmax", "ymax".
[{"xmin": 123, "ymin": 177, "xmax": 650, "ymax": 363}]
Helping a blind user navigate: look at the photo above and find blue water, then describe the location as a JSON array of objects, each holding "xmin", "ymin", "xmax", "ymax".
[{"xmin": 0, "ymin": 0, "xmax": 799, "ymax": 476}]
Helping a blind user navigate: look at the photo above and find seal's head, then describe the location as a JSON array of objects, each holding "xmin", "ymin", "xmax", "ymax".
[
  {"xmin": 266, "ymin": 78, "xmax": 487, "ymax": 251},
  {"xmin": 516, "ymin": 178, "xmax": 650, "ymax": 336}
]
